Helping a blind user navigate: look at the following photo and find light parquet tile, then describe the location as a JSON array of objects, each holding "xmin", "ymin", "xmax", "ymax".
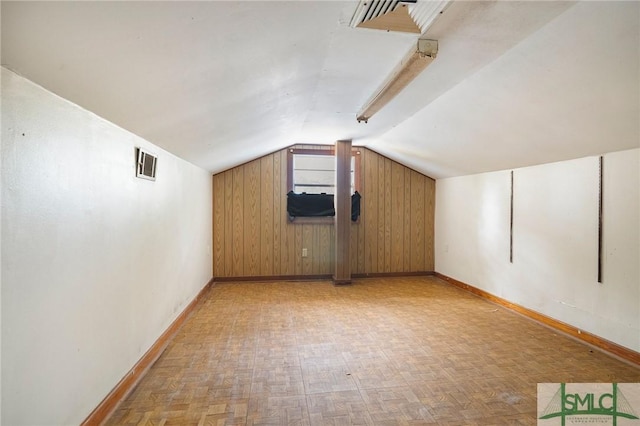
[
  {"xmin": 302, "ymin": 365, "xmax": 358, "ymax": 394},
  {"xmin": 106, "ymin": 277, "xmax": 640, "ymax": 425}
]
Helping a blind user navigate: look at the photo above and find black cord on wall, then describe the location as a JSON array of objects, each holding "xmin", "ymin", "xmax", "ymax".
[{"xmin": 598, "ymin": 156, "xmax": 603, "ymax": 283}]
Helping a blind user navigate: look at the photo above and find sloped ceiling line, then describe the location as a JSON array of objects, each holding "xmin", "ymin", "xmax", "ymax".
[
  {"xmin": 2, "ymin": 1, "xmax": 637, "ymax": 179},
  {"xmin": 368, "ymin": 1, "xmax": 639, "ymax": 178}
]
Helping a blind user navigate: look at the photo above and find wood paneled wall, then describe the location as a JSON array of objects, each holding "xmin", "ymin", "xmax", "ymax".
[{"xmin": 212, "ymin": 146, "xmax": 435, "ymax": 278}]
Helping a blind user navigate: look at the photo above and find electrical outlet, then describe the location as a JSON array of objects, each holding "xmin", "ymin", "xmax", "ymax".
[{"xmin": 302, "ymin": 248, "xmax": 308, "ymax": 257}]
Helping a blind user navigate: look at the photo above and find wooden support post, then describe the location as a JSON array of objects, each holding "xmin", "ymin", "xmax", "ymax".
[{"xmin": 333, "ymin": 140, "xmax": 352, "ymax": 284}]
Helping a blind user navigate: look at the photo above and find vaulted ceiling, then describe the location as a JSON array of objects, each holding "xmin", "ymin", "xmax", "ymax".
[{"xmin": 2, "ymin": 1, "xmax": 638, "ymax": 178}]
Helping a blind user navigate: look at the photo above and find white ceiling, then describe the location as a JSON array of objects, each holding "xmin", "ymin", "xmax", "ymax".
[{"xmin": 2, "ymin": 1, "xmax": 638, "ymax": 178}]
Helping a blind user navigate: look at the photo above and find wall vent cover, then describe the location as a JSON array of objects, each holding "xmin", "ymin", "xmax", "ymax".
[{"xmin": 136, "ymin": 148, "xmax": 157, "ymax": 181}]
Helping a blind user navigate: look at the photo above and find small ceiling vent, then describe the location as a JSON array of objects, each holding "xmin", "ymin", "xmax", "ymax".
[{"xmin": 350, "ymin": 0, "xmax": 449, "ymax": 34}]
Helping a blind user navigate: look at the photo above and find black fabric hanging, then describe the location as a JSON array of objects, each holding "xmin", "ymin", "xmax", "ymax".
[
  {"xmin": 351, "ymin": 191, "xmax": 361, "ymax": 222},
  {"xmin": 286, "ymin": 191, "xmax": 362, "ymax": 221},
  {"xmin": 287, "ymin": 191, "xmax": 335, "ymax": 218}
]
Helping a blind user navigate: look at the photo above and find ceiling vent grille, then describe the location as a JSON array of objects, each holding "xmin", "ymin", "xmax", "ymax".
[
  {"xmin": 350, "ymin": 0, "xmax": 404, "ymax": 27},
  {"xmin": 350, "ymin": 0, "xmax": 449, "ymax": 34},
  {"xmin": 409, "ymin": 0, "xmax": 450, "ymax": 33}
]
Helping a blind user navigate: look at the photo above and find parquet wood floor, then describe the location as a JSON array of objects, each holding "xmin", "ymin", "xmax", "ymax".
[{"xmin": 106, "ymin": 277, "xmax": 640, "ymax": 425}]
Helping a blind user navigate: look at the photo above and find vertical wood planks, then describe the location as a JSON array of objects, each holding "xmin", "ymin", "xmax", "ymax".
[
  {"xmin": 260, "ymin": 156, "xmax": 273, "ymax": 276},
  {"xmin": 294, "ymin": 224, "xmax": 303, "ymax": 275},
  {"xmin": 281, "ymin": 150, "xmax": 295, "ymax": 275},
  {"xmin": 334, "ymin": 140, "xmax": 352, "ymax": 283},
  {"xmin": 425, "ymin": 178, "xmax": 435, "ymax": 270},
  {"xmin": 410, "ymin": 170, "xmax": 425, "ymax": 271},
  {"xmin": 377, "ymin": 155, "xmax": 386, "ymax": 271},
  {"xmin": 302, "ymin": 224, "xmax": 312, "ymax": 275},
  {"xmin": 232, "ymin": 167, "xmax": 244, "ymax": 276},
  {"xmin": 272, "ymin": 153, "xmax": 281, "ymax": 275},
  {"xmin": 391, "ymin": 162, "xmax": 404, "ymax": 272},
  {"xmin": 244, "ymin": 160, "xmax": 260, "ymax": 276},
  {"xmin": 312, "ymin": 225, "xmax": 321, "ymax": 274},
  {"xmin": 212, "ymin": 174, "xmax": 225, "ymax": 276},
  {"xmin": 403, "ymin": 169, "xmax": 412, "ymax": 272},
  {"xmin": 350, "ymin": 221, "xmax": 358, "ymax": 273},
  {"xmin": 356, "ymin": 153, "xmax": 365, "ymax": 274},
  {"xmin": 210, "ymin": 147, "xmax": 436, "ymax": 278},
  {"xmin": 383, "ymin": 158, "xmax": 392, "ymax": 273},
  {"xmin": 364, "ymin": 149, "xmax": 379, "ymax": 273},
  {"xmin": 359, "ymin": 150, "xmax": 434, "ymax": 274},
  {"xmin": 319, "ymin": 225, "xmax": 331, "ymax": 274},
  {"xmin": 224, "ymin": 171, "xmax": 233, "ymax": 276}
]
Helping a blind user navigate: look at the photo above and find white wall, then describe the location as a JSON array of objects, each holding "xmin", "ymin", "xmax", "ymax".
[
  {"xmin": 1, "ymin": 68, "xmax": 213, "ymax": 425},
  {"xmin": 436, "ymin": 149, "xmax": 640, "ymax": 352}
]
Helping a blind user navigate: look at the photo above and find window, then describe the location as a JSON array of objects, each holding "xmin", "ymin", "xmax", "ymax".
[
  {"xmin": 286, "ymin": 147, "xmax": 361, "ymax": 222},
  {"xmin": 287, "ymin": 148, "xmax": 360, "ymax": 195}
]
